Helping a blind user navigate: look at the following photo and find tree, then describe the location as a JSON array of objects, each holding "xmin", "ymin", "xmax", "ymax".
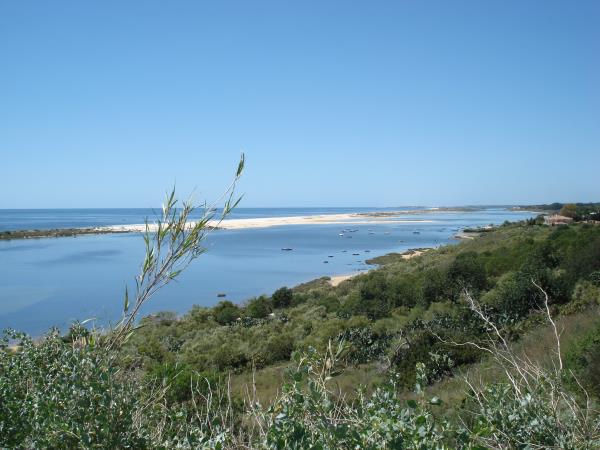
[
  {"xmin": 447, "ymin": 251, "xmax": 487, "ymax": 295},
  {"xmin": 213, "ymin": 301, "xmax": 241, "ymax": 325},
  {"xmin": 559, "ymin": 203, "xmax": 578, "ymax": 218},
  {"xmin": 271, "ymin": 286, "xmax": 293, "ymax": 308},
  {"xmin": 245, "ymin": 296, "xmax": 272, "ymax": 319}
]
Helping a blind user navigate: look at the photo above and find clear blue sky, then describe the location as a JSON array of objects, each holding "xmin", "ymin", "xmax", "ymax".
[{"xmin": 1, "ymin": 1, "xmax": 598, "ymax": 208}]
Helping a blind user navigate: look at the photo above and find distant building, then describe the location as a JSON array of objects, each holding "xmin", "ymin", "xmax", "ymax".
[{"xmin": 544, "ymin": 214, "xmax": 574, "ymax": 226}]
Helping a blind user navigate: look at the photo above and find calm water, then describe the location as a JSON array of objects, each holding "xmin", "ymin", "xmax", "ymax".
[{"xmin": 0, "ymin": 208, "xmax": 534, "ymax": 335}]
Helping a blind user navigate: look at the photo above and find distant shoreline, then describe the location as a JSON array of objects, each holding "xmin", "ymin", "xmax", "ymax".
[
  {"xmin": 0, "ymin": 208, "xmax": 471, "ymax": 240},
  {"xmin": 0, "ymin": 227, "xmax": 131, "ymax": 240}
]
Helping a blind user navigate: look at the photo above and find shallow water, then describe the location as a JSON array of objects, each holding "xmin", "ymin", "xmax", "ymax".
[{"xmin": 0, "ymin": 208, "xmax": 534, "ymax": 335}]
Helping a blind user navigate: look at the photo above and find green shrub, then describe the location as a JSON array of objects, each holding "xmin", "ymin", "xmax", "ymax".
[
  {"xmin": 563, "ymin": 235, "xmax": 600, "ymax": 286},
  {"xmin": 357, "ymin": 272, "xmax": 394, "ymax": 319},
  {"xmin": 316, "ymin": 295, "xmax": 340, "ymax": 313},
  {"xmin": 262, "ymin": 333, "xmax": 295, "ymax": 365},
  {"xmin": 447, "ymin": 251, "xmax": 487, "ymax": 295},
  {"xmin": 246, "ymin": 296, "xmax": 272, "ymax": 319},
  {"xmin": 260, "ymin": 346, "xmax": 464, "ymax": 449},
  {"xmin": 211, "ymin": 344, "xmax": 249, "ymax": 371},
  {"xmin": 565, "ymin": 321, "xmax": 600, "ymax": 398},
  {"xmin": 337, "ymin": 327, "xmax": 392, "ymax": 364},
  {"xmin": 272, "ymin": 287, "xmax": 293, "ymax": 309},
  {"xmin": 213, "ymin": 300, "xmax": 241, "ymax": 325},
  {"xmin": 146, "ymin": 362, "xmax": 220, "ymax": 405},
  {"xmin": 560, "ymin": 280, "xmax": 600, "ymax": 314},
  {"xmin": 590, "ymin": 271, "xmax": 600, "ymax": 287},
  {"xmin": 388, "ymin": 275, "xmax": 421, "ymax": 308},
  {"xmin": 421, "ymin": 269, "xmax": 449, "ymax": 306},
  {"xmin": 0, "ymin": 328, "xmax": 225, "ymax": 448}
]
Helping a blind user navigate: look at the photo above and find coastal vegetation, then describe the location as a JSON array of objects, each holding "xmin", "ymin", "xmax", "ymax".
[
  {"xmin": 517, "ymin": 202, "xmax": 600, "ymax": 221},
  {"xmin": 123, "ymin": 219, "xmax": 600, "ymax": 394},
  {"xmin": 2, "ymin": 180, "xmax": 600, "ymax": 447},
  {"xmin": 0, "ymin": 227, "xmax": 131, "ymax": 240}
]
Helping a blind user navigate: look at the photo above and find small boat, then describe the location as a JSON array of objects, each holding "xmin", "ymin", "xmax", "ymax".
[
  {"xmin": 217, "ymin": 293, "xmax": 226, "ymax": 298},
  {"xmin": 338, "ymin": 233, "xmax": 344, "ymax": 236},
  {"xmin": 364, "ymin": 250, "xmax": 370, "ymax": 253},
  {"xmin": 369, "ymin": 232, "xmax": 375, "ymax": 235},
  {"xmin": 352, "ymin": 253, "xmax": 360, "ymax": 256},
  {"xmin": 384, "ymin": 231, "xmax": 390, "ymax": 235},
  {"xmin": 328, "ymin": 255, "xmax": 334, "ymax": 258},
  {"xmin": 281, "ymin": 247, "xmax": 293, "ymax": 251},
  {"xmin": 413, "ymin": 231, "xmax": 420, "ymax": 235},
  {"xmin": 342, "ymin": 250, "xmax": 347, "ymax": 252},
  {"xmin": 323, "ymin": 260, "xmax": 329, "ymax": 263}
]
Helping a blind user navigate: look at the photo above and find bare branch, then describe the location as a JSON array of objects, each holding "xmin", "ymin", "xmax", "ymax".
[{"xmin": 532, "ymin": 279, "xmax": 563, "ymax": 370}]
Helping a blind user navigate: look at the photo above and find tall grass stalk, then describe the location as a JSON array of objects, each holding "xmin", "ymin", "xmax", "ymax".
[{"xmin": 110, "ymin": 154, "xmax": 244, "ymax": 348}]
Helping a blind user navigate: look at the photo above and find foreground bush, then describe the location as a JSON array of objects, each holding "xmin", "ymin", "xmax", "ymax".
[
  {"xmin": 248, "ymin": 290, "xmax": 600, "ymax": 449},
  {"xmin": 254, "ymin": 343, "xmax": 467, "ymax": 449},
  {"xmin": 0, "ymin": 327, "xmax": 230, "ymax": 449},
  {"xmin": 3, "ymin": 299, "xmax": 600, "ymax": 449}
]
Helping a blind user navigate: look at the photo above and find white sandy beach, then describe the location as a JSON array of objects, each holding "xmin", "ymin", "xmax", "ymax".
[
  {"xmin": 329, "ymin": 273, "xmax": 364, "ymax": 287},
  {"xmin": 96, "ymin": 212, "xmax": 435, "ymax": 233}
]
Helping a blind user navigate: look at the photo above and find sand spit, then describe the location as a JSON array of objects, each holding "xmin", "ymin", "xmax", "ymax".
[
  {"xmin": 98, "ymin": 212, "xmax": 435, "ymax": 233},
  {"xmin": 3, "ymin": 211, "xmax": 439, "ymax": 240}
]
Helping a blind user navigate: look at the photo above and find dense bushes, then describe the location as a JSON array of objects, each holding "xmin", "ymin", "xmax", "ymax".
[
  {"xmin": 0, "ymin": 328, "xmax": 228, "ymax": 448},
  {"xmin": 565, "ymin": 319, "xmax": 600, "ymax": 398},
  {"xmin": 447, "ymin": 251, "xmax": 487, "ymax": 294},
  {"xmin": 258, "ymin": 316, "xmax": 600, "ymax": 449},
  {"xmin": 119, "ymin": 222, "xmax": 600, "ymax": 381},
  {"xmin": 261, "ymin": 332, "xmax": 295, "ymax": 365},
  {"xmin": 146, "ymin": 362, "xmax": 221, "ymax": 405},
  {"xmin": 2, "ymin": 222, "xmax": 600, "ymax": 448},
  {"xmin": 259, "ymin": 348, "xmax": 466, "ymax": 449},
  {"xmin": 337, "ymin": 327, "xmax": 391, "ymax": 364},
  {"xmin": 486, "ymin": 270, "xmax": 547, "ymax": 320},
  {"xmin": 4, "ymin": 300, "xmax": 600, "ymax": 448}
]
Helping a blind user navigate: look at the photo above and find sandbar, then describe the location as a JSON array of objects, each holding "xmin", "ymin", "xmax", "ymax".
[{"xmin": 98, "ymin": 212, "xmax": 434, "ymax": 233}]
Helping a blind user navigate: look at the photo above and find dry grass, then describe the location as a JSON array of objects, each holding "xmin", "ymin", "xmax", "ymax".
[{"xmin": 230, "ymin": 363, "xmax": 289, "ymax": 406}]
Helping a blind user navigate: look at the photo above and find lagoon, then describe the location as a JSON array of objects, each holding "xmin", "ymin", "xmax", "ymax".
[{"xmin": 0, "ymin": 208, "xmax": 535, "ymax": 335}]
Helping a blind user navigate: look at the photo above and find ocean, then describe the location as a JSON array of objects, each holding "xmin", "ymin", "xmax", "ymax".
[{"xmin": 0, "ymin": 207, "xmax": 535, "ymax": 335}]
